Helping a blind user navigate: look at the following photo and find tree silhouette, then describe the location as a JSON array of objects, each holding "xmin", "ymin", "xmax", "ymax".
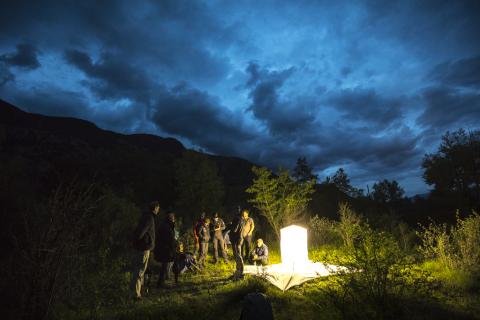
[
  {"xmin": 293, "ymin": 156, "xmax": 318, "ymax": 183},
  {"xmin": 372, "ymin": 179, "xmax": 405, "ymax": 203},
  {"xmin": 422, "ymin": 129, "xmax": 480, "ymax": 203},
  {"xmin": 331, "ymin": 168, "xmax": 364, "ymax": 198}
]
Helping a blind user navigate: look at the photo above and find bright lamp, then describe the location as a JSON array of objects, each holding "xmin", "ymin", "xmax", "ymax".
[{"xmin": 280, "ymin": 225, "xmax": 309, "ymax": 270}]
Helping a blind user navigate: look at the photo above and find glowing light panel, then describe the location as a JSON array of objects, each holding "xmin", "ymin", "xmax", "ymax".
[{"xmin": 280, "ymin": 225, "xmax": 309, "ymax": 270}]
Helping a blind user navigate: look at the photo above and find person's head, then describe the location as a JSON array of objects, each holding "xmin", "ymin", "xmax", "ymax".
[
  {"xmin": 149, "ymin": 201, "xmax": 160, "ymax": 215},
  {"xmin": 214, "ymin": 212, "xmax": 219, "ymax": 221},
  {"xmin": 200, "ymin": 212, "xmax": 206, "ymax": 220},
  {"xmin": 204, "ymin": 218, "xmax": 211, "ymax": 226},
  {"xmin": 242, "ymin": 209, "xmax": 249, "ymax": 219},
  {"xmin": 177, "ymin": 242, "xmax": 184, "ymax": 253},
  {"xmin": 167, "ymin": 211, "xmax": 175, "ymax": 222},
  {"xmin": 256, "ymin": 238, "xmax": 264, "ymax": 247}
]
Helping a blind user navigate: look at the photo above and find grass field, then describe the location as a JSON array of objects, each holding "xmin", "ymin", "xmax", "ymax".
[{"xmin": 68, "ymin": 246, "xmax": 480, "ymax": 320}]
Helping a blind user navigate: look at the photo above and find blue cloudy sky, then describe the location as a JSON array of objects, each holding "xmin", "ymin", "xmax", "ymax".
[{"xmin": 1, "ymin": 0, "xmax": 479, "ymax": 195}]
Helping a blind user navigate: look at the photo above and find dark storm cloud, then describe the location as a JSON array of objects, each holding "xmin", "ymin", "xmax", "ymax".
[
  {"xmin": 245, "ymin": 62, "xmax": 316, "ymax": 135},
  {"xmin": 0, "ymin": 43, "xmax": 40, "ymax": 69},
  {"xmin": 417, "ymin": 86, "xmax": 480, "ymax": 130},
  {"xmin": 64, "ymin": 49, "xmax": 153, "ymax": 103},
  {"xmin": 326, "ymin": 88, "xmax": 404, "ymax": 129},
  {"xmin": 3, "ymin": 84, "xmax": 148, "ymax": 134},
  {"xmin": 0, "ymin": 64, "xmax": 15, "ymax": 87},
  {"xmin": 429, "ymin": 55, "xmax": 480, "ymax": 89},
  {"xmin": 9, "ymin": 88, "xmax": 90, "ymax": 119},
  {"xmin": 2, "ymin": 0, "xmax": 480, "ymax": 195},
  {"xmin": 417, "ymin": 53, "xmax": 480, "ymax": 133},
  {"xmin": 151, "ymin": 83, "xmax": 253, "ymax": 156},
  {"xmin": 0, "ymin": 1, "xmax": 233, "ymax": 86}
]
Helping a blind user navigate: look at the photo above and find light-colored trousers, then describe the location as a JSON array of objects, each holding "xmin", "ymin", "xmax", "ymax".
[{"xmin": 130, "ymin": 250, "xmax": 150, "ymax": 298}]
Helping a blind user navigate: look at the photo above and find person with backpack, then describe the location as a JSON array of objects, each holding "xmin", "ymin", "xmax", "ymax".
[
  {"xmin": 154, "ymin": 211, "xmax": 177, "ymax": 288},
  {"xmin": 131, "ymin": 201, "xmax": 160, "ymax": 299},
  {"xmin": 212, "ymin": 212, "xmax": 228, "ymax": 263},
  {"xmin": 172, "ymin": 242, "xmax": 200, "ymax": 284}
]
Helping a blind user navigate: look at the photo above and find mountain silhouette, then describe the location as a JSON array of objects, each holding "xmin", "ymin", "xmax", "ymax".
[{"xmin": 0, "ymin": 99, "xmax": 255, "ymax": 216}]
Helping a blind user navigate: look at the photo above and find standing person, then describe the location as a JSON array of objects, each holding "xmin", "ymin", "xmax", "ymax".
[
  {"xmin": 131, "ymin": 201, "xmax": 160, "ymax": 299},
  {"xmin": 240, "ymin": 210, "xmax": 255, "ymax": 260},
  {"xmin": 198, "ymin": 218, "xmax": 211, "ymax": 267},
  {"xmin": 154, "ymin": 211, "xmax": 176, "ymax": 288},
  {"xmin": 193, "ymin": 212, "xmax": 206, "ymax": 258},
  {"xmin": 229, "ymin": 212, "xmax": 244, "ymax": 280},
  {"xmin": 212, "ymin": 212, "xmax": 228, "ymax": 263}
]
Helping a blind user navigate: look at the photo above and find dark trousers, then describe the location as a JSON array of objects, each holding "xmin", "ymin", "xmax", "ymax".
[
  {"xmin": 242, "ymin": 235, "xmax": 252, "ymax": 259},
  {"xmin": 233, "ymin": 239, "xmax": 244, "ymax": 276},
  {"xmin": 158, "ymin": 261, "xmax": 173, "ymax": 286},
  {"xmin": 198, "ymin": 242, "xmax": 209, "ymax": 266},
  {"xmin": 213, "ymin": 234, "xmax": 228, "ymax": 262}
]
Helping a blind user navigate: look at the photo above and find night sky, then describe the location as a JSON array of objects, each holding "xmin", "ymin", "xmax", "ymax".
[{"xmin": 1, "ymin": 0, "xmax": 480, "ymax": 195}]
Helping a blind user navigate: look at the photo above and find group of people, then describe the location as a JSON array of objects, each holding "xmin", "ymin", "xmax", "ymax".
[{"xmin": 130, "ymin": 201, "xmax": 269, "ymax": 299}]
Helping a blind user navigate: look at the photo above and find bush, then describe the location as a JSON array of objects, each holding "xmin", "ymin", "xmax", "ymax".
[
  {"xmin": 417, "ymin": 220, "xmax": 455, "ymax": 270},
  {"xmin": 452, "ymin": 211, "xmax": 480, "ymax": 272},
  {"xmin": 325, "ymin": 225, "xmax": 431, "ymax": 320},
  {"xmin": 309, "ymin": 215, "xmax": 341, "ymax": 247},
  {"xmin": 418, "ymin": 210, "xmax": 480, "ymax": 273},
  {"xmin": 337, "ymin": 203, "xmax": 363, "ymax": 248}
]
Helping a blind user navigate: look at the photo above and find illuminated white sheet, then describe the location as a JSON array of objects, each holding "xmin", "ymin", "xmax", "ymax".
[
  {"xmin": 243, "ymin": 262, "xmax": 344, "ymax": 291},
  {"xmin": 243, "ymin": 225, "xmax": 346, "ymax": 291}
]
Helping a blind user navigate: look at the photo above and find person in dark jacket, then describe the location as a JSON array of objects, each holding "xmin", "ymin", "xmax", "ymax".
[
  {"xmin": 172, "ymin": 243, "xmax": 200, "ymax": 284},
  {"xmin": 250, "ymin": 238, "xmax": 269, "ymax": 266},
  {"xmin": 131, "ymin": 201, "xmax": 160, "ymax": 299},
  {"xmin": 212, "ymin": 212, "xmax": 228, "ymax": 263},
  {"xmin": 240, "ymin": 293, "xmax": 274, "ymax": 320},
  {"xmin": 154, "ymin": 211, "xmax": 176, "ymax": 288},
  {"xmin": 229, "ymin": 212, "xmax": 244, "ymax": 280},
  {"xmin": 193, "ymin": 212, "xmax": 206, "ymax": 258},
  {"xmin": 197, "ymin": 218, "xmax": 211, "ymax": 267}
]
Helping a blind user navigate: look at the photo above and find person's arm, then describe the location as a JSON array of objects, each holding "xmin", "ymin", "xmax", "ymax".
[
  {"xmin": 251, "ymin": 248, "xmax": 257, "ymax": 260},
  {"xmin": 220, "ymin": 219, "xmax": 226, "ymax": 231},
  {"xmin": 193, "ymin": 223, "xmax": 199, "ymax": 240},
  {"xmin": 248, "ymin": 218, "xmax": 255, "ymax": 236},
  {"xmin": 261, "ymin": 245, "xmax": 269, "ymax": 262}
]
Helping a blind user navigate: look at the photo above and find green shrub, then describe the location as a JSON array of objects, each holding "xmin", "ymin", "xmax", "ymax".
[
  {"xmin": 325, "ymin": 225, "xmax": 430, "ymax": 320},
  {"xmin": 337, "ymin": 202, "xmax": 363, "ymax": 248},
  {"xmin": 418, "ymin": 211, "xmax": 480, "ymax": 273},
  {"xmin": 452, "ymin": 211, "xmax": 480, "ymax": 272},
  {"xmin": 309, "ymin": 215, "xmax": 341, "ymax": 247},
  {"xmin": 417, "ymin": 220, "xmax": 455, "ymax": 270}
]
